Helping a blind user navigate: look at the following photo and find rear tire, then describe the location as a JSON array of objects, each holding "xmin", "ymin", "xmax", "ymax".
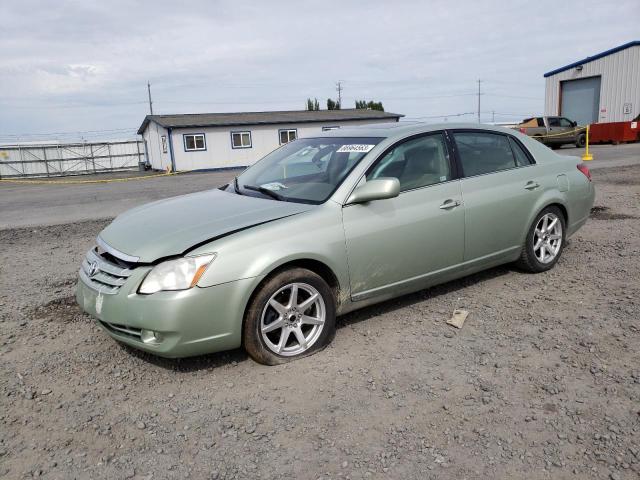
[
  {"xmin": 243, "ymin": 268, "xmax": 336, "ymax": 365},
  {"xmin": 516, "ymin": 206, "xmax": 566, "ymax": 273}
]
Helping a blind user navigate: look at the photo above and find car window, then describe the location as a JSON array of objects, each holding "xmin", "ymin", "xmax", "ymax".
[
  {"xmin": 237, "ymin": 137, "xmax": 383, "ymax": 204},
  {"xmin": 547, "ymin": 117, "xmax": 561, "ymax": 127},
  {"xmin": 453, "ymin": 132, "xmax": 518, "ymax": 177},
  {"xmin": 536, "ymin": 117, "xmax": 545, "ymax": 127},
  {"xmin": 559, "ymin": 118, "xmax": 573, "ymax": 127},
  {"xmin": 509, "ymin": 137, "xmax": 533, "ymax": 167},
  {"xmin": 367, "ymin": 133, "xmax": 451, "ymax": 192}
]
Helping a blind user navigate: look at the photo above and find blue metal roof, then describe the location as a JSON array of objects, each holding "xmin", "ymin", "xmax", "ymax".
[{"xmin": 543, "ymin": 40, "xmax": 640, "ymax": 78}]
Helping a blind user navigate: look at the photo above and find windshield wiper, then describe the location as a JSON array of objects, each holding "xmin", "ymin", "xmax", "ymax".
[
  {"xmin": 243, "ymin": 184, "xmax": 285, "ymax": 201},
  {"xmin": 233, "ymin": 177, "xmax": 242, "ymax": 195}
]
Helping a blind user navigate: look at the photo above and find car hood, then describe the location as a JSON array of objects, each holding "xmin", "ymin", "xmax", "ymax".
[{"xmin": 98, "ymin": 189, "xmax": 314, "ymax": 263}]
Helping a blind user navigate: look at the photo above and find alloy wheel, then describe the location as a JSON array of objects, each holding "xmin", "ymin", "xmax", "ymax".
[
  {"xmin": 260, "ymin": 282, "xmax": 326, "ymax": 356},
  {"xmin": 533, "ymin": 213, "xmax": 563, "ymax": 264}
]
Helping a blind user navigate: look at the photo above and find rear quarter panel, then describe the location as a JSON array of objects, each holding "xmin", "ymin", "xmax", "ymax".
[{"xmin": 518, "ymin": 135, "xmax": 594, "ymax": 237}]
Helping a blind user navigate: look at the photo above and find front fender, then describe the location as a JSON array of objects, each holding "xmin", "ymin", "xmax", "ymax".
[{"xmin": 189, "ymin": 202, "xmax": 350, "ymax": 294}]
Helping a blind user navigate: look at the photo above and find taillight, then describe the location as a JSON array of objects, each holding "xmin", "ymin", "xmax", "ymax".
[
  {"xmin": 577, "ymin": 163, "xmax": 592, "ymax": 182},
  {"xmin": 519, "ymin": 127, "xmax": 526, "ymax": 134}
]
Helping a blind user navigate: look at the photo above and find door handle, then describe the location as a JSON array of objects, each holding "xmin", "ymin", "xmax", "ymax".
[
  {"xmin": 524, "ymin": 181, "xmax": 540, "ymax": 190},
  {"xmin": 439, "ymin": 199, "xmax": 461, "ymax": 210}
]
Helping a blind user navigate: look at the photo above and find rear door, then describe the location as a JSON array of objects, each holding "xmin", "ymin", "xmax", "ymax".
[
  {"xmin": 450, "ymin": 130, "xmax": 541, "ymax": 265},
  {"xmin": 342, "ymin": 132, "xmax": 464, "ymax": 299}
]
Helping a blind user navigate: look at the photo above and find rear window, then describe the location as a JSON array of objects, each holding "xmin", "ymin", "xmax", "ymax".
[
  {"xmin": 453, "ymin": 132, "xmax": 522, "ymax": 177},
  {"xmin": 509, "ymin": 137, "xmax": 533, "ymax": 166}
]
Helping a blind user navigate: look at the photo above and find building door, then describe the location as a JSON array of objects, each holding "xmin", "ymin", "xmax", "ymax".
[{"xmin": 560, "ymin": 76, "xmax": 601, "ymax": 125}]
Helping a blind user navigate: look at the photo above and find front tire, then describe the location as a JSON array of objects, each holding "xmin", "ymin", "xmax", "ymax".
[
  {"xmin": 243, "ymin": 268, "xmax": 336, "ymax": 365},
  {"xmin": 576, "ymin": 133, "xmax": 586, "ymax": 148},
  {"xmin": 516, "ymin": 206, "xmax": 566, "ymax": 273}
]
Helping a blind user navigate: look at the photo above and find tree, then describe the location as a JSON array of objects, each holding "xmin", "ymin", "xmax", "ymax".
[
  {"xmin": 355, "ymin": 100, "xmax": 384, "ymax": 111},
  {"xmin": 305, "ymin": 97, "xmax": 320, "ymax": 111},
  {"xmin": 327, "ymin": 98, "xmax": 341, "ymax": 110}
]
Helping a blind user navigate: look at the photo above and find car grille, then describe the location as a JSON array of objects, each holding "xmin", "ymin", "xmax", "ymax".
[{"xmin": 79, "ymin": 246, "xmax": 135, "ymax": 295}]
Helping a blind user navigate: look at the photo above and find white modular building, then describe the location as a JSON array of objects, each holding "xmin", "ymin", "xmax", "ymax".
[
  {"xmin": 544, "ymin": 40, "xmax": 640, "ymax": 125},
  {"xmin": 137, "ymin": 109, "xmax": 403, "ymax": 172}
]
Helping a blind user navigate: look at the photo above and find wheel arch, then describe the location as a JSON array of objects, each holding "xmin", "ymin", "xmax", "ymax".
[
  {"xmin": 519, "ymin": 196, "xmax": 570, "ymax": 247},
  {"xmin": 546, "ymin": 202, "xmax": 568, "ymax": 225},
  {"xmin": 241, "ymin": 257, "xmax": 344, "ymax": 339}
]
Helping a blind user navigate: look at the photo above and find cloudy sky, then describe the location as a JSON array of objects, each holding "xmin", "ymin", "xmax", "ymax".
[{"xmin": 0, "ymin": 0, "xmax": 638, "ymax": 141}]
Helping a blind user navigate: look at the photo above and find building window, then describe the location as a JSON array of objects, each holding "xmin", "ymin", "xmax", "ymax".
[
  {"xmin": 322, "ymin": 126, "xmax": 340, "ymax": 131},
  {"xmin": 183, "ymin": 133, "xmax": 206, "ymax": 151},
  {"xmin": 231, "ymin": 131, "xmax": 252, "ymax": 149},
  {"xmin": 279, "ymin": 129, "xmax": 297, "ymax": 145},
  {"xmin": 160, "ymin": 135, "xmax": 167, "ymax": 153}
]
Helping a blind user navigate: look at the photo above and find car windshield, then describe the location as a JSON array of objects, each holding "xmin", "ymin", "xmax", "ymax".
[{"xmin": 234, "ymin": 137, "xmax": 383, "ymax": 204}]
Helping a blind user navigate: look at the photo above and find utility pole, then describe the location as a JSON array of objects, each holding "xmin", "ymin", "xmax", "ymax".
[
  {"xmin": 492, "ymin": 110, "xmax": 495, "ymax": 123},
  {"xmin": 477, "ymin": 79, "xmax": 482, "ymax": 123},
  {"xmin": 147, "ymin": 81, "xmax": 154, "ymax": 115},
  {"xmin": 336, "ymin": 81, "xmax": 343, "ymax": 109}
]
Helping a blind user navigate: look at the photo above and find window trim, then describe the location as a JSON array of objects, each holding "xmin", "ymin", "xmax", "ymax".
[
  {"xmin": 183, "ymin": 133, "xmax": 207, "ymax": 152},
  {"xmin": 160, "ymin": 135, "xmax": 167, "ymax": 153},
  {"xmin": 447, "ymin": 129, "xmax": 536, "ymax": 179},
  {"xmin": 278, "ymin": 128, "xmax": 298, "ymax": 145},
  {"xmin": 230, "ymin": 130, "xmax": 252, "ymax": 149}
]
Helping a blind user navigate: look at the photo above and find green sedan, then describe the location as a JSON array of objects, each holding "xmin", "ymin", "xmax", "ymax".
[{"xmin": 76, "ymin": 123, "xmax": 595, "ymax": 364}]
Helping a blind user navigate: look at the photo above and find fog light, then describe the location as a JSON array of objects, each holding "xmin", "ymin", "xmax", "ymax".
[{"xmin": 140, "ymin": 329, "xmax": 161, "ymax": 344}]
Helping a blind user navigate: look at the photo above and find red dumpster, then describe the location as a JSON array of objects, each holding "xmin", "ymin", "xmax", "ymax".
[{"xmin": 589, "ymin": 121, "xmax": 639, "ymax": 144}]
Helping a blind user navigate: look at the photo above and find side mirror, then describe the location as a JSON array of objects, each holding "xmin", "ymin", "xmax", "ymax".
[
  {"xmin": 572, "ymin": 121, "xmax": 577, "ymax": 127},
  {"xmin": 347, "ymin": 178, "xmax": 400, "ymax": 205}
]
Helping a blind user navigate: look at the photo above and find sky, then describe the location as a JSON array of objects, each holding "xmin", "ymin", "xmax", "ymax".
[{"xmin": 0, "ymin": 0, "xmax": 638, "ymax": 142}]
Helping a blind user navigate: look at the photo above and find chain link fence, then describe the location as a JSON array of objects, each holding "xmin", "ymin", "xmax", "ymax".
[{"xmin": 0, "ymin": 140, "xmax": 145, "ymax": 178}]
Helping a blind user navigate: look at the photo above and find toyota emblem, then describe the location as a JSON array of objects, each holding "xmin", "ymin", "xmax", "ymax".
[{"xmin": 88, "ymin": 261, "xmax": 100, "ymax": 277}]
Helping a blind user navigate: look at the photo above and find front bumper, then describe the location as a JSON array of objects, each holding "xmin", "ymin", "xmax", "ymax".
[{"xmin": 76, "ymin": 267, "xmax": 262, "ymax": 358}]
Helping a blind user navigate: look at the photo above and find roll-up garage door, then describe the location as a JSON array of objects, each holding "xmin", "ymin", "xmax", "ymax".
[{"xmin": 560, "ymin": 76, "xmax": 601, "ymax": 125}]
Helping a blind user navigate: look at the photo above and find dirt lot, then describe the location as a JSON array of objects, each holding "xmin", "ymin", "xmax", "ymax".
[{"xmin": 1, "ymin": 148, "xmax": 639, "ymax": 479}]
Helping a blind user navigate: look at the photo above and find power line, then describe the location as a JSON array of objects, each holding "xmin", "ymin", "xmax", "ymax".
[
  {"xmin": 483, "ymin": 93, "xmax": 543, "ymax": 100},
  {"xmin": 0, "ymin": 127, "xmax": 139, "ymax": 140},
  {"xmin": 403, "ymin": 112, "xmax": 476, "ymax": 120}
]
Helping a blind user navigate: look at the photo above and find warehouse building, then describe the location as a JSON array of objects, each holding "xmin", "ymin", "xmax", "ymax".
[
  {"xmin": 544, "ymin": 40, "xmax": 639, "ymax": 125},
  {"xmin": 138, "ymin": 109, "xmax": 403, "ymax": 171}
]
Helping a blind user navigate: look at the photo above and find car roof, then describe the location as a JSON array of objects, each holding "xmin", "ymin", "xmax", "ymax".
[{"xmin": 318, "ymin": 121, "xmax": 519, "ymax": 140}]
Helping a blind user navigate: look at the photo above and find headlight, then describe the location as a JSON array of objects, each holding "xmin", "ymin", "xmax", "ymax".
[{"xmin": 138, "ymin": 254, "xmax": 216, "ymax": 294}]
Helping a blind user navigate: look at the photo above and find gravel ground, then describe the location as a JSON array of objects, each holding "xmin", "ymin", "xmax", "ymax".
[{"xmin": 1, "ymin": 161, "xmax": 639, "ymax": 480}]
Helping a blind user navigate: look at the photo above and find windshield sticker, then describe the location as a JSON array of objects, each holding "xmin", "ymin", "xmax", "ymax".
[
  {"xmin": 336, "ymin": 144, "xmax": 376, "ymax": 153},
  {"xmin": 260, "ymin": 182, "xmax": 288, "ymax": 191}
]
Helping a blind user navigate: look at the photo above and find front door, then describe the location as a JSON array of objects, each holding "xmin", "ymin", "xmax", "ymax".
[{"xmin": 342, "ymin": 132, "xmax": 465, "ymax": 299}]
